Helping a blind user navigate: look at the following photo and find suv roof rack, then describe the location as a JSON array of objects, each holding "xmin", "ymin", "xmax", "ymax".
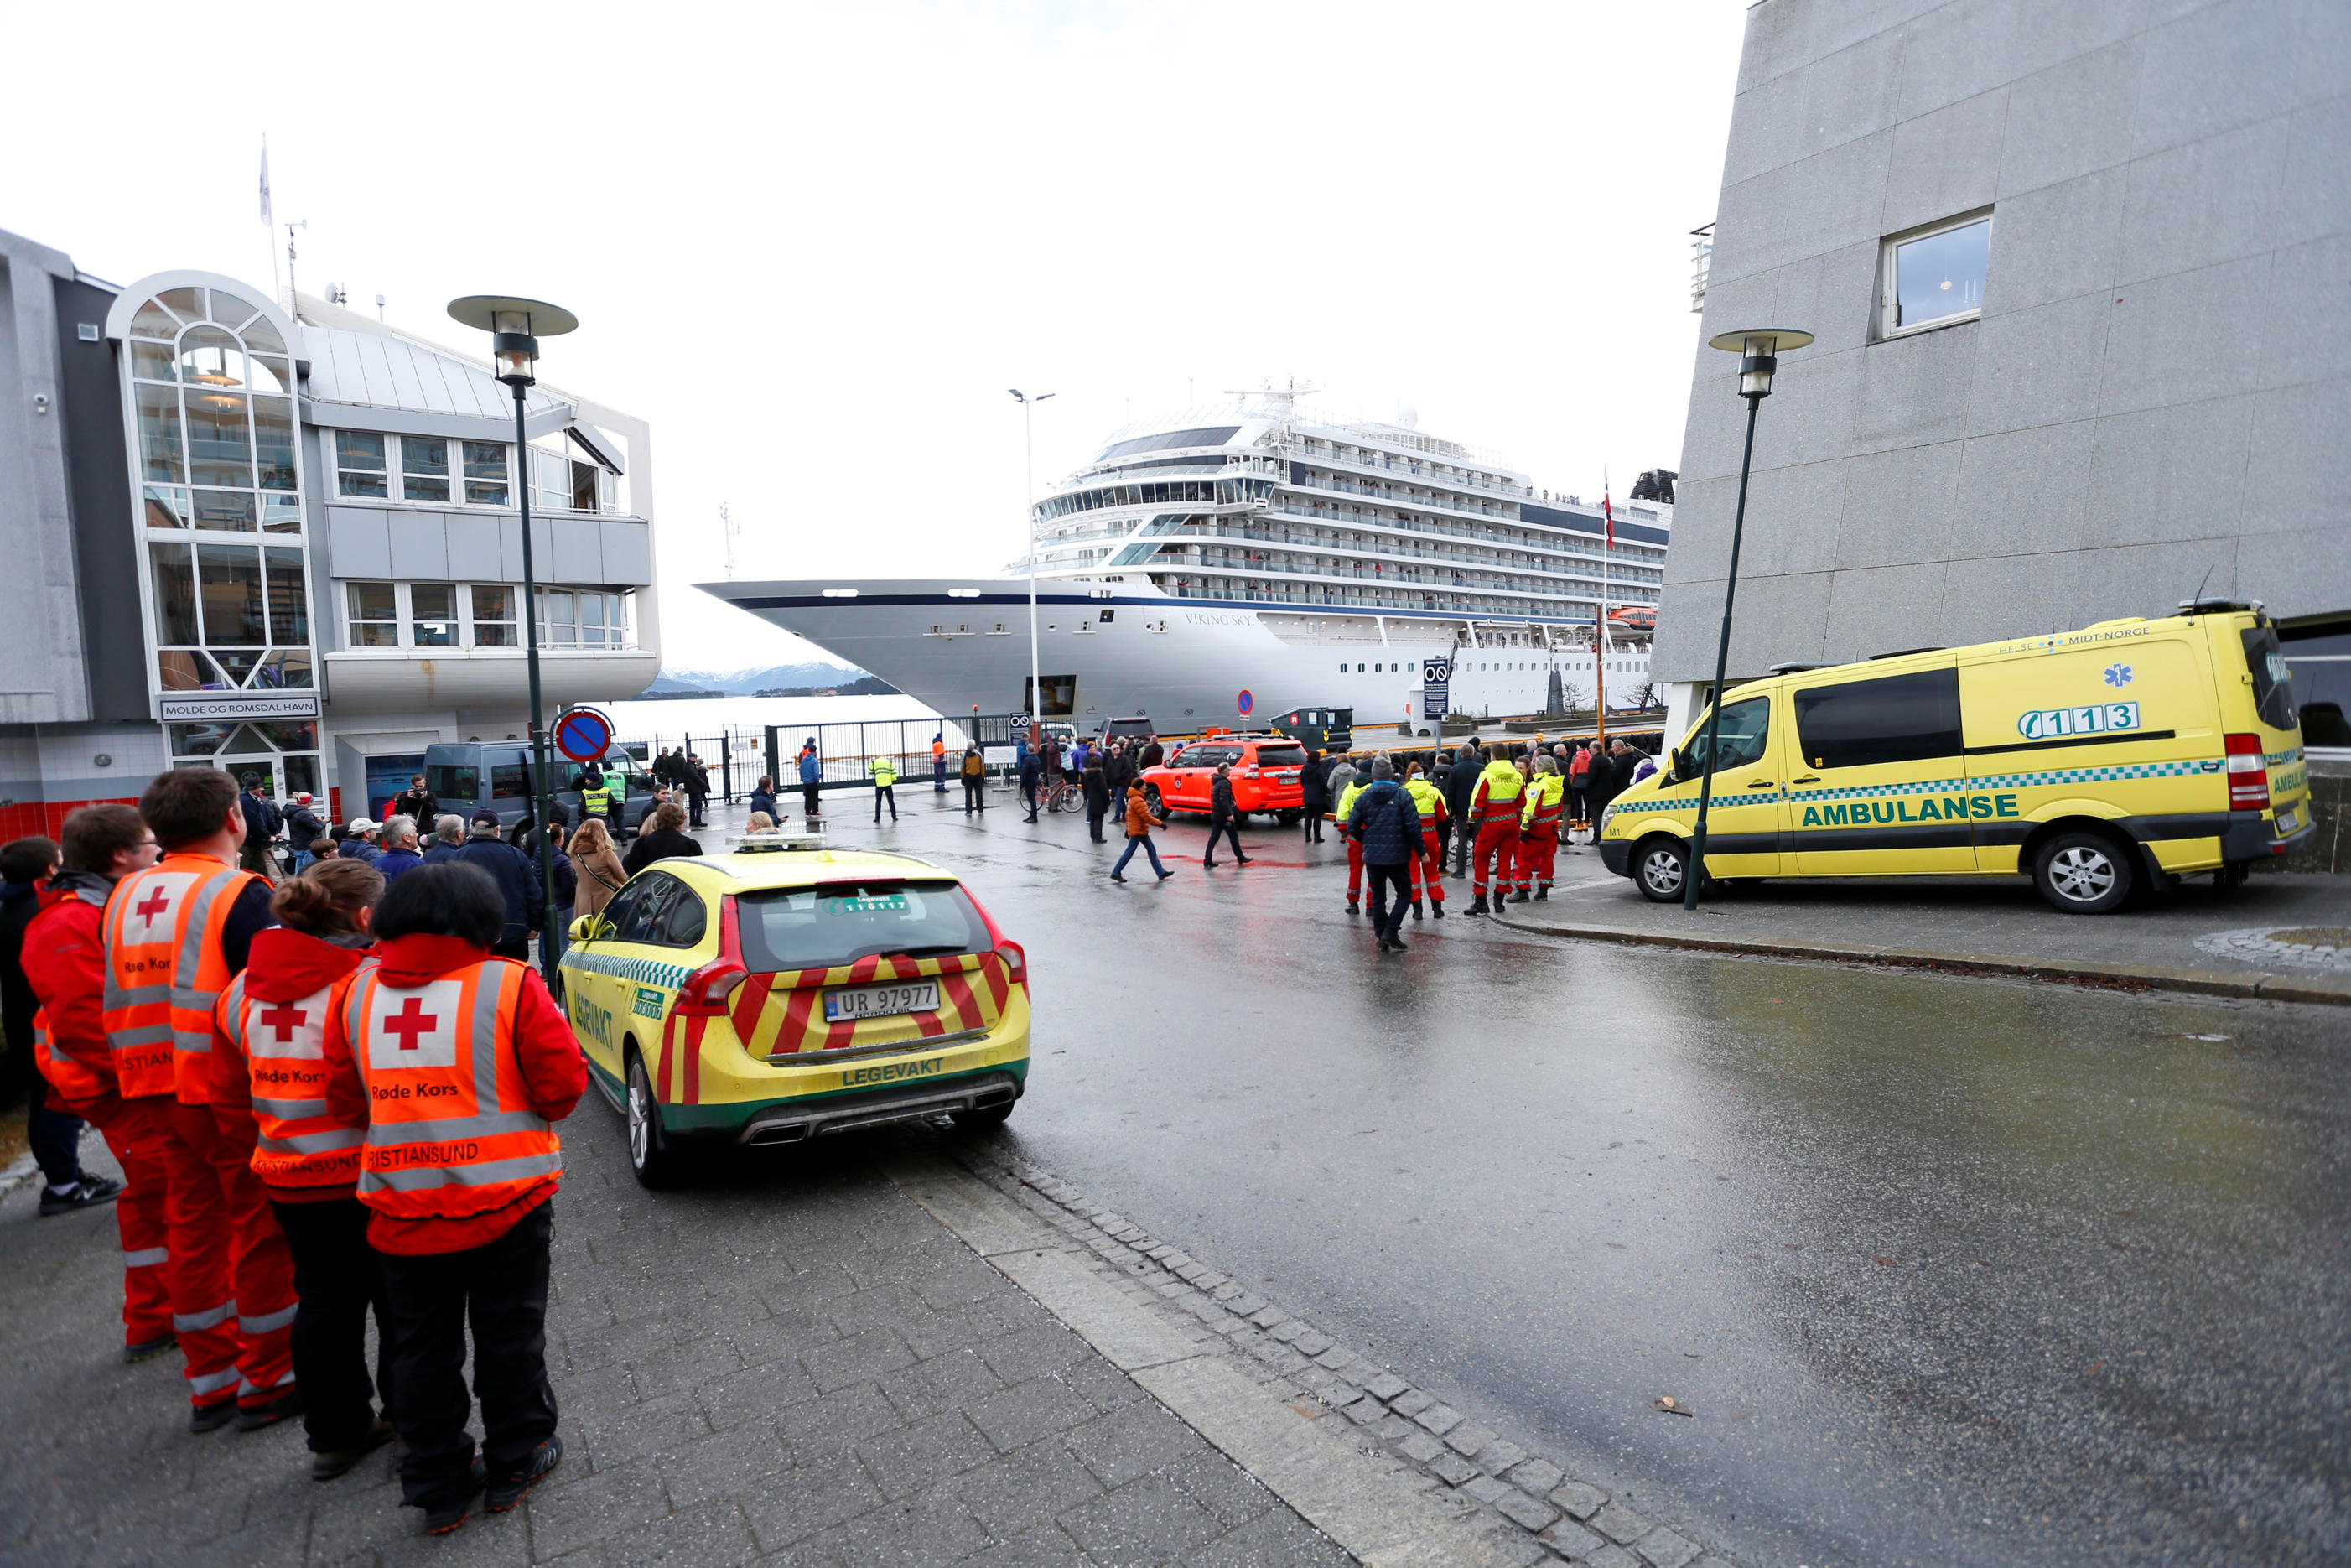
[
  {"xmin": 2178, "ymin": 598, "xmax": 2260, "ymax": 615},
  {"xmin": 1767, "ymin": 662, "xmax": 1826, "ymax": 674}
]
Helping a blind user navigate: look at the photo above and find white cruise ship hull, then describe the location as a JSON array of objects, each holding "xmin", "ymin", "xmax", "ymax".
[{"xmin": 699, "ymin": 577, "xmax": 1651, "ymax": 733}]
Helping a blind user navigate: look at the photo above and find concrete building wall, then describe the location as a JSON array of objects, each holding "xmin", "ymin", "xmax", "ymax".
[
  {"xmin": 1655, "ymin": 0, "xmax": 2351, "ymax": 693},
  {"xmin": 0, "ymin": 232, "xmax": 96, "ymax": 725}
]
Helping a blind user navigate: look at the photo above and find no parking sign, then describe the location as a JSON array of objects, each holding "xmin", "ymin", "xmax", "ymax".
[
  {"xmin": 1237, "ymin": 690, "xmax": 1253, "ymax": 718},
  {"xmin": 554, "ymin": 706, "xmax": 616, "ymax": 763}
]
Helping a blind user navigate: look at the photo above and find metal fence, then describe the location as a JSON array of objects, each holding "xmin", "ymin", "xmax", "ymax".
[{"xmin": 761, "ymin": 716, "xmax": 1019, "ymax": 795}]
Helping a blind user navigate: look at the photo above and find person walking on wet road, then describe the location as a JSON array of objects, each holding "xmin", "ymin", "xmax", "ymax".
[
  {"xmin": 1203, "ymin": 763, "xmax": 1252, "ymax": 869},
  {"xmin": 1299, "ymin": 747, "xmax": 1329, "ymax": 843},
  {"xmin": 1347, "ymin": 758, "xmax": 1419, "ymax": 951},
  {"xmin": 1445, "ymin": 745, "xmax": 1483, "ymax": 875},
  {"xmin": 1082, "ymin": 755, "xmax": 1110, "ymax": 843},
  {"xmin": 1109, "ymin": 782, "xmax": 1173, "ymax": 882},
  {"xmin": 960, "ymin": 746, "xmax": 988, "ymax": 813},
  {"xmin": 1019, "ymin": 748, "xmax": 1043, "ymax": 822}
]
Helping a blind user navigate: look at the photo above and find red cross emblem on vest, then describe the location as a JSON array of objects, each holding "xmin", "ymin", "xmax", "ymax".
[
  {"xmin": 383, "ymin": 997, "xmax": 439, "ymax": 1051},
  {"xmin": 259, "ymin": 1002, "xmax": 307, "ymax": 1042},
  {"xmin": 134, "ymin": 885, "xmax": 173, "ymax": 931}
]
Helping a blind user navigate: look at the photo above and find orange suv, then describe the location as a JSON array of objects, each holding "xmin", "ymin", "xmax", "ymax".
[{"xmin": 1139, "ymin": 735, "xmax": 1310, "ymax": 825}]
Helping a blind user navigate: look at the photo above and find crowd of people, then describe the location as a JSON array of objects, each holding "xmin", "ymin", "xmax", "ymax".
[{"xmin": 0, "ymin": 769, "xmax": 585, "ymax": 1536}]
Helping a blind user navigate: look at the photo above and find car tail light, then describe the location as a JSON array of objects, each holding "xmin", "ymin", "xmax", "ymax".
[
  {"xmin": 673, "ymin": 958, "xmax": 749, "ymax": 1015},
  {"xmin": 995, "ymin": 939, "xmax": 1028, "ymax": 987},
  {"xmin": 1240, "ymin": 768, "xmax": 1261, "ymax": 779},
  {"xmin": 2224, "ymin": 733, "xmax": 2269, "ymax": 812}
]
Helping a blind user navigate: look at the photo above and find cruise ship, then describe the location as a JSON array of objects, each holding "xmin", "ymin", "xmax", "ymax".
[{"xmin": 699, "ymin": 388, "xmax": 1669, "ymax": 733}]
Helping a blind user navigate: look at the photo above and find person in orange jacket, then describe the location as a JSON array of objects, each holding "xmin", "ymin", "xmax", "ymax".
[
  {"xmin": 24, "ymin": 805, "xmax": 173, "ymax": 1362},
  {"xmin": 210, "ymin": 858, "xmax": 398, "ymax": 1480},
  {"xmin": 101, "ymin": 768, "xmax": 298, "ymax": 1430},
  {"xmin": 319, "ymin": 862, "xmax": 587, "ymax": 1535}
]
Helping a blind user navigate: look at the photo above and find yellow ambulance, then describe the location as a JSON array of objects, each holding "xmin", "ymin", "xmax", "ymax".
[{"xmin": 1599, "ymin": 600, "xmax": 2312, "ymax": 913}]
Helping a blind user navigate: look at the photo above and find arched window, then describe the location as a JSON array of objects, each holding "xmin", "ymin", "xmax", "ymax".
[{"xmin": 119, "ymin": 279, "xmax": 320, "ymax": 799}]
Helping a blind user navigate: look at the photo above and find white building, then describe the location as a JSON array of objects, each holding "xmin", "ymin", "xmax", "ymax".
[{"xmin": 0, "ymin": 226, "xmax": 658, "ymax": 837}]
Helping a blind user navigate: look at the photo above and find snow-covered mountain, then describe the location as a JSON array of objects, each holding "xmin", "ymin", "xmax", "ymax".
[{"xmin": 650, "ymin": 661, "xmax": 870, "ymax": 696}]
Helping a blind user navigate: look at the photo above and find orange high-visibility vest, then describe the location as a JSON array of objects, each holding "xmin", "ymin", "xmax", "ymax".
[
  {"xmin": 218, "ymin": 967, "xmax": 371, "ymax": 1188},
  {"xmin": 31, "ymin": 1011, "xmax": 110, "ymax": 1105},
  {"xmin": 340, "ymin": 958, "xmax": 562, "ymax": 1220},
  {"xmin": 1522, "ymin": 773, "xmax": 1565, "ymax": 833},
  {"xmin": 101, "ymin": 855, "xmax": 262, "ymax": 1103}
]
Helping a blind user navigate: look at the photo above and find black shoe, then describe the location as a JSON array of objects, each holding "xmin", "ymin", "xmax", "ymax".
[
  {"xmin": 39, "ymin": 1176, "xmax": 122, "ymax": 1217},
  {"xmin": 1201, "ymin": 860, "xmax": 1216, "ymax": 870},
  {"xmin": 1346, "ymin": 901, "xmax": 1359, "ymax": 915},
  {"xmin": 1237, "ymin": 857, "xmax": 1253, "ymax": 865},
  {"xmin": 123, "ymin": 1334, "xmax": 174, "ymax": 1364},
  {"xmin": 1508, "ymin": 890, "xmax": 1530, "ymax": 903},
  {"xmin": 1387, "ymin": 933, "xmax": 1409, "ymax": 951},
  {"xmin": 312, "ymin": 1415, "xmax": 396, "ymax": 1481},
  {"xmin": 486, "ymin": 1435, "xmax": 563, "ymax": 1513},
  {"xmin": 423, "ymin": 1461, "xmax": 487, "ymax": 1535},
  {"xmin": 1410, "ymin": 901, "xmax": 1424, "ymax": 921},
  {"xmin": 1110, "ymin": 874, "xmax": 1126, "ymax": 883},
  {"xmin": 1467, "ymin": 896, "xmax": 1490, "ymax": 917},
  {"xmin": 189, "ymin": 1400, "xmax": 236, "ymax": 1434},
  {"xmin": 1432, "ymin": 902, "xmax": 1445, "ymax": 920},
  {"xmin": 1534, "ymin": 888, "xmax": 1548, "ymax": 901},
  {"xmin": 235, "ymin": 1387, "xmax": 304, "ymax": 1432}
]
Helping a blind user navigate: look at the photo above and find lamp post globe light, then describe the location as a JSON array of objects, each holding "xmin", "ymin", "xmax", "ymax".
[
  {"xmin": 448, "ymin": 294, "xmax": 579, "ymax": 968},
  {"xmin": 1682, "ymin": 326, "xmax": 1812, "ymax": 912},
  {"xmin": 1009, "ymin": 389, "xmax": 1055, "ymax": 739}
]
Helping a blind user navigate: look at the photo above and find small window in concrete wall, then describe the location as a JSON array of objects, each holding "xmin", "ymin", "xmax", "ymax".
[{"xmin": 1877, "ymin": 210, "xmax": 1990, "ymax": 340}]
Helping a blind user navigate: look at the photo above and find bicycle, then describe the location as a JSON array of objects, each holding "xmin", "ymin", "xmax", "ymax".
[{"xmin": 1045, "ymin": 778, "xmax": 1082, "ymax": 814}]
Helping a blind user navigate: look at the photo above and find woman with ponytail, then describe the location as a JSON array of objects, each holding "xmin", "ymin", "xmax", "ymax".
[{"xmin": 209, "ymin": 857, "xmax": 397, "ymax": 1478}]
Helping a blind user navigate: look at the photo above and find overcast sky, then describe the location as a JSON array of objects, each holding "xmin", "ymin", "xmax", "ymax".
[{"xmin": 3, "ymin": 0, "xmax": 1749, "ymax": 675}]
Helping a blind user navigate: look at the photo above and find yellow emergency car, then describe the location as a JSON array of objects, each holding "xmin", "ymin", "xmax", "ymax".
[
  {"xmin": 1601, "ymin": 601, "xmax": 2312, "ymax": 913},
  {"xmin": 558, "ymin": 833, "xmax": 1030, "ymax": 1184}
]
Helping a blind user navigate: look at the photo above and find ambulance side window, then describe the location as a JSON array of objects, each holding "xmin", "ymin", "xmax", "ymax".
[
  {"xmin": 1689, "ymin": 698, "xmax": 1772, "ymax": 774},
  {"xmin": 1794, "ymin": 670, "xmax": 1962, "ymax": 770},
  {"xmin": 614, "ymin": 875, "xmax": 679, "ymax": 945}
]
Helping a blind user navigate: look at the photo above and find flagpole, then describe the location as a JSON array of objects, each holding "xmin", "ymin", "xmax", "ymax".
[
  {"xmin": 1596, "ymin": 471, "xmax": 1611, "ymax": 749},
  {"xmin": 260, "ymin": 136, "xmax": 282, "ymax": 311}
]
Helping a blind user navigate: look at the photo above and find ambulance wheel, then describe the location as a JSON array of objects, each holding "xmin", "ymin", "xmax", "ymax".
[
  {"xmin": 625, "ymin": 1050, "xmax": 685, "ymax": 1188},
  {"xmin": 2032, "ymin": 829, "xmax": 2135, "ymax": 915},
  {"xmin": 1632, "ymin": 837, "xmax": 1692, "ymax": 902}
]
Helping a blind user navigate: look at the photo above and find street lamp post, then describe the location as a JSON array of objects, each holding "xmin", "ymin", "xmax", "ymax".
[
  {"xmin": 1009, "ymin": 389, "xmax": 1055, "ymax": 730},
  {"xmin": 448, "ymin": 294, "xmax": 579, "ymax": 963},
  {"xmin": 1684, "ymin": 326, "xmax": 1812, "ymax": 911}
]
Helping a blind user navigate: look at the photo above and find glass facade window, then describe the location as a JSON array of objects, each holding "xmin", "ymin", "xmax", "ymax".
[
  {"xmin": 412, "ymin": 583, "xmax": 458, "ymax": 646},
  {"xmin": 462, "ymin": 441, "xmax": 509, "ymax": 506},
  {"xmin": 401, "ymin": 436, "xmax": 451, "ymax": 502},
  {"xmin": 537, "ymin": 587, "xmax": 631, "ymax": 647},
  {"xmin": 347, "ymin": 581, "xmax": 398, "ymax": 646},
  {"xmin": 470, "ymin": 584, "xmax": 516, "ymax": 646},
  {"xmin": 336, "ymin": 431, "xmax": 388, "ymax": 497},
  {"xmin": 1881, "ymin": 211, "xmax": 1990, "ymax": 337}
]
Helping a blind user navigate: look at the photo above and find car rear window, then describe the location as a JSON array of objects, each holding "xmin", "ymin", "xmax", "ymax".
[
  {"xmin": 736, "ymin": 880, "xmax": 988, "ymax": 972},
  {"xmin": 1251, "ymin": 745, "xmax": 1308, "ymax": 767},
  {"xmin": 2240, "ymin": 626, "xmax": 2298, "ymax": 730}
]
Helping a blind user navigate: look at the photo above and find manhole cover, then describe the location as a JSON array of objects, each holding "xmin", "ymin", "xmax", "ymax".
[{"xmin": 2194, "ymin": 927, "xmax": 2351, "ymax": 972}]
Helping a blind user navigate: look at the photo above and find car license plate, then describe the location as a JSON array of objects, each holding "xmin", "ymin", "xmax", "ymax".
[{"xmin": 823, "ymin": 979, "xmax": 941, "ymax": 1023}]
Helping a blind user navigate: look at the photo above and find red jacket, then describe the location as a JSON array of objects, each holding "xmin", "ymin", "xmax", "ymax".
[
  {"xmin": 22, "ymin": 875, "xmax": 117, "ymax": 1118},
  {"xmin": 211, "ymin": 927, "xmax": 375, "ymax": 1202},
  {"xmin": 320, "ymin": 932, "xmax": 587, "ymax": 1255}
]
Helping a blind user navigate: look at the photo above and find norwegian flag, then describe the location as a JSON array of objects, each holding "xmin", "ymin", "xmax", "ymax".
[{"xmin": 1602, "ymin": 470, "xmax": 1615, "ymax": 551}]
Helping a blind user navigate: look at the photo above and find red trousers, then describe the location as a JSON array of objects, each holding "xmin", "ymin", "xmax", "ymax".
[
  {"xmin": 161, "ymin": 1103, "xmax": 297, "ymax": 1410},
  {"xmin": 1346, "ymin": 838, "xmax": 1364, "ymax": 900},
  {"xmin": 1409, "ymin": 828, "xmax": 1445, "ymax": 906},
  {"xmin": 1518, "ymin": 826, "xmax": 1559, "ymax": 893},
  {"xmin": 1471, "ymin": 822, "xmax": 1520, "ymax": 900},
  {"xmin": 82, "ymin": 1097, "xmax": 174, "ymax": 1348}
]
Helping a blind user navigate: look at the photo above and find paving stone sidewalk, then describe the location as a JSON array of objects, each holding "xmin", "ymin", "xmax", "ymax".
[{"xmin": 0, "ymin": 1104, "xmax": 1348, "ymax": 1567}]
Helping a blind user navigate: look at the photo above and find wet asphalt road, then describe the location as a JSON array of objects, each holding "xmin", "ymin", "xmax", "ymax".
[{"xmin": 804, "ymin": 789, "xmax": 2349, "ymax": 1567}]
